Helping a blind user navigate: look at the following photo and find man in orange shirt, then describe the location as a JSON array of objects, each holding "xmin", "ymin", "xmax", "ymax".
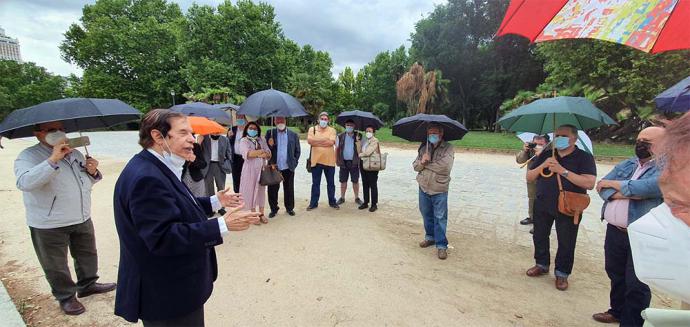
[{"xmin": 307, "ymin": 112, "xmax": 339, "ymax": 210}]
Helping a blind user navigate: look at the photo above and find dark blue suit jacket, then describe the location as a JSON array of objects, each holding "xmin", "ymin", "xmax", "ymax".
[
  {"xmin": 113, "ymin": 150, "xmax": 223, "ymax": 322},
  {"xmin": 265, "ymin": 128, "xmax": 301, "ymax": 171}
]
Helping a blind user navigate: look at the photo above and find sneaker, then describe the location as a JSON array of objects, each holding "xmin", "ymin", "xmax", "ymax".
[
  {"xmin": 368, "ymin": 205, "xmax": 377, "ymax": 212},
  {"xmin": 355, "ymin": 198, "xmax": 363, "ymax": 206},
  {"xmin": 336, "ymin": 198, "xmax": 345, "ymax": 205}
]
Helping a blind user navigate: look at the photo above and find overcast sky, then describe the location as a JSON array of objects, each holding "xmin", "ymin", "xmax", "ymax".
[{"xmin": 0, "ymin": 0, "xmax": 443, "ymax": 77}]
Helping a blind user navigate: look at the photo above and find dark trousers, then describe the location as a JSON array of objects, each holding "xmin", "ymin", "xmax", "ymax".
[
  {"xmin": 309, "ymin": 164, "xmax": 336, "ymax": 207},
  {"xmin": 532, "ymin": 206, "xmax": 580, "ymax": 277},
  {"xmin": 231, "ymin": 154, "xmax": 244, "ymax": 193},
  {"xmin": 29, "ymin": 219, "xmax": 99, "ymax": 302},
  {"xmin": 142, "ymin": 306, "xmax": 204, "ymax": 327},
  {"xmin": 268, "ymin": 169, "xmax": 295, "ymax": 213},
  {"xmin": 204, "ymin": 162, "xmax": 227, "ymax": 196},
  {"xmin": 360, "ymin": 166, "xmax": 379, "ymax": 205},
  {"xmin": 605, "ymin": 224, "xmax": 650, "ymax": 326}
]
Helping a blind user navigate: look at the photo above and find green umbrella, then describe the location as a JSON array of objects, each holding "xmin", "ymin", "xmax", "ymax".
[
  {"xmin": 497, "ymin": 96, "xmax": 616, "ymax": 134},
  {"xmin": 498, "ymin": 96, "xmax": 616, "ymax": 177}
]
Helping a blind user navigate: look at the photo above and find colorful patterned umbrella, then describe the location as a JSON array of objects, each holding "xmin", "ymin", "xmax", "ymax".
[{"xmin": 496, "ymin": 0, "xmax": 690, "ymax": 53}]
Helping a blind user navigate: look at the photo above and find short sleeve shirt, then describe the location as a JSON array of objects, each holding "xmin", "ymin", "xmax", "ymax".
[
  {"xmin": 308, "ymin": 126, "xmax": 337, "ymax": 167},
  {"xmin": 530, "ymin": 148, "xmax": 597, "ymax": 214}
]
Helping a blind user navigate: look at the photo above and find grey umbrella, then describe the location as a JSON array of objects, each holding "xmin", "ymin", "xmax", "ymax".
[
  {"xmin": 169, "ymin": 102, "xmax": 232, "ymax": 125},
  {"xmin": 238, "ymin": 89, "xmax": 308, "ymax": 118},
  {"xmin": 0, "ymin": 98, "xmax": 141, "ymax": 139}
]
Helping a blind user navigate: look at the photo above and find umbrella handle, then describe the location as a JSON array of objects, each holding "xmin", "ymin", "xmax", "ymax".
[{"xmin": 540, "ymin": 168, "xmax": 554, "ymax": 178}]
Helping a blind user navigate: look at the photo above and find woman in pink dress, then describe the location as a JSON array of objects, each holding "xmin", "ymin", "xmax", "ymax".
[{"xmin": 239, "ymin": 122, "xmax": 271, "ymax": 224}]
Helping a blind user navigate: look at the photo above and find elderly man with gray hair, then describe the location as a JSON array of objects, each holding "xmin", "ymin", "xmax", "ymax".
[{"xmin": 413, "ymin": 124, "xmax": 455, "ymax": 260}]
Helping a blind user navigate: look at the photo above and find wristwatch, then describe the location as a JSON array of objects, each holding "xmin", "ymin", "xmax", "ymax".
[{"xmin": 561, "ymin": 170, "xmax": 570, "ymax": 178}]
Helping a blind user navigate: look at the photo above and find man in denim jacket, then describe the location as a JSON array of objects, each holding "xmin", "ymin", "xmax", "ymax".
[{"xmin": 592, "ymin": 127, "xmax": 665, "ymax": 326}]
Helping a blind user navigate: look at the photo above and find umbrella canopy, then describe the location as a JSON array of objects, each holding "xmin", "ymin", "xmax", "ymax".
[
  {"xmin": 0, "ymin": 98, "xmax": 141, "ymax": 139},
  {"xmin": 392, "ymin": 114, "xmax": 468, "ymax": 142},
  {"xmin": 517, "ymin": 131, "xmax": 594, "ymax": 154},
  {"xmin": 187, "ymin": 116, "xmax": 226, "ymax": 136},
  {"xmin": 496, "ymin": 0, "xmax": 690, "ymax": 54},
  {"xmin": 336, "ymin": 110, "xmax": 384, "ymax": 130},
  {"xmin": 170, "ymin": 102, "xmax": 232, "ymax": 125},
  {"xmin": 238, "ymin": 89, "xmax": 308, "ymax": 118},
  {"xmin": 497, "ymin": 96, "xmax": 616, "ymax": 134},
  {"xmin": 213, "ymin": 103, "xmax": 240, "ymax": 111},
  {"xmin": 655, "ymin": 76, "xmax": 690, "ymax": 113}
]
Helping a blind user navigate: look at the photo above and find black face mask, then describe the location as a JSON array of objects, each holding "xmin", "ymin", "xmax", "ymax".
[
  {"xmin": 635, "ymin": 141, "xmax": 652, "ymax": 159},
  {"xmin": 210, "ymin": 135, "xmax": 220, "ymax": 140}
]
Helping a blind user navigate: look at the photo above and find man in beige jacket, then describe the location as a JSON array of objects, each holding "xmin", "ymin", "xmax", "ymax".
[{"xmin": 413, "ymin": 125, "xmax": 455, "ymax": 260}]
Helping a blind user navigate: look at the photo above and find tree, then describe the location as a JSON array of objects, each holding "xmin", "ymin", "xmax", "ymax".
[
  {"xmin": 60, "ymin": 0, "xmax": 186, "ymax": 111},
  {"xmin": 0, "ymin": 60, "xmax": 66, "ymax": 120},
  {"xmin": 354, "ymin": 46, "xmax": 411, "ymax": 122},
  {"xmin": 396, "ymin": 62, "xmax": 449, "ymax": 115}
]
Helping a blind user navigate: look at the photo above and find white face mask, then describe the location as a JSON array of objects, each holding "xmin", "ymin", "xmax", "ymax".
[
  {"xmin": 319, "ymin": 120, "xmax": 328, "ymax": 128},
  {"xmin": 277, "ymin": 123, "xmax": 286, "ymax": 131},
  {"xmin": 162, "ymin": 136, "xmax": 186, "ymax": 173},
  {"xmin": 45, "ymin": 130, "xmax": 67, "ymax": 146},
  {"xmin": 366, "ymin": 132, "xmax": 373, "ymax": 139},
  {"xmin": 628, "ymin": 203, "xmax": 690, "ymax": 303}
]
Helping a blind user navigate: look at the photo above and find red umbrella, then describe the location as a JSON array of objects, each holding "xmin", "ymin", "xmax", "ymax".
[{"xmin": 496, "ymin": 0, "xmax": 690, "ymax": 54}]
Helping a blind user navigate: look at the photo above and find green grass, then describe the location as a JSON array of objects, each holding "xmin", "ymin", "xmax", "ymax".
[{"xmin": 374, "ymin": 128, "xmax": 633, "ymax": 158}]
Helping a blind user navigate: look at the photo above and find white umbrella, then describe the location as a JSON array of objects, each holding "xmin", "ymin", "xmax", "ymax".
[{"xmin": 517, "ymin": 130, "xmax": 593, "ymax": 155}]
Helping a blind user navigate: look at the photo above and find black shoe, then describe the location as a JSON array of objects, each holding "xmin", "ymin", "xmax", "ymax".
[
  {"xmin": 330, "ymin": 204, "xmax": 340, "ymax": 210},
  {"xmin": 520, "ymin": 217, "xmax": 533, "ymax": 225},
  {"xmin": 306, "ymin": 205, "xmax": 317, "ymax": 211},
  {"xmin": 287, "ymin": 210, "xmax": 296, "ymax": 216},
  {"xmin": 369, "ymin": 205, "xmax": 377, "ymax": 212},
  {"xmin": 336, "ymin": 198, "xmax": 345, "ymax": 205},
  {"xmin": 268, "ymin": 212, "xmax": 277, "ymax": 218},
  {"xmin": 355, "ymin": 198, "xmax": 363, "ymax": 206},
  {"xmin": 529, "ymin": 227, "xmax": 534, "ymax": 234},
  {"xmin": 358, "ymin": 203, "xmax": 369, "ymax": 210}
]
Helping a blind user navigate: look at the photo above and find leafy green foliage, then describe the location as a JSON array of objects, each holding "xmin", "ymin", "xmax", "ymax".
[{"xmin": 0, "ymin": 60, "xmax": 66, "ymax": 120}]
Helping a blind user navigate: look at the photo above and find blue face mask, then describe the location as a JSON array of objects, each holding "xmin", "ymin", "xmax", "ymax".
[
  {"xmin": 236, "ymin": 119, "xmax": 246, "ymax": 126},
  {"xmin": 428, "ymin": 134, "xmax": 440, "ymax": 144},
  {"xmin": 247, "ymin": 129, "xmax": 258, "ymax": 138},
  {"xmin": 319, "ymin": 120, "xmax": 328, "ymax": 128},
  {"xmin": 554, "ymin": 136, "xmax": 570, "ymax": 150},
  {"xmin": 346, "ymin": 126, "xmax": 354, "ymax": 133}
]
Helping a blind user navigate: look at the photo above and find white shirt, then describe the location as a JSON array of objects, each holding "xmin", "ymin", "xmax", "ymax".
[
  {"xmin": 147, "ymin": 149, "xmax": 228, "ymax": 235},
  {"xmin": 211, "ymin": 138, "xmax": 219, "ymax": 162}
]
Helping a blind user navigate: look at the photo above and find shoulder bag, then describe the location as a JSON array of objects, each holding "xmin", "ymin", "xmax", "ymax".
[{"xmin": 557, "ymin": 173, "xmax": 590, "ymax": 224}]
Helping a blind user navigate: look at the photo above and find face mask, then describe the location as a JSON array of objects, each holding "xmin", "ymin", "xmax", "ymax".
[
  {"xmin": 319, "ymin": 120, "xmax": 328, "ymax": 128},
  {"xmin": 346, "ymin": 126, "xmax": 354, "ymax": 133},
  {"xmin": 45, "ymin": 130, "xmax": 67, "ymax": 146},
  {"xmin": 628, "ymin": 203, "xmax": 690, "ymax": 303},
  {"xmin": 366, "ymin": 132, "xmax": 373, "ymax": 139},
  {"xmin": 247, "ymin": 130, "xmax": 258, "ymax": 138},
  {"xmin": 162, "ymin": 137, "xmax": 186, "ymax": 173},
  {"xmin": 236, "ymin": 119, "xmax": 246, "ymax": 126},
  {"xmin": 554, "ymin": 136, "xmax": 570, "ymax": 150},
  {"xmin": 277, "ymin": 123, "xmax": 286, "ymax": 131},
  {"xmin": 635, "ymin": 141, "xmax": 652, "ymax": 159},
  {"xmin": 535, "ymin": 145, "xmax": 544, "ymax": 151},
  {"xmin": 210, "ymin": 135, "xmax": 220, "ymax": 140},
  {"xmin": 428, "ymin": 134, "xmax": 440, "ymax": 144}
]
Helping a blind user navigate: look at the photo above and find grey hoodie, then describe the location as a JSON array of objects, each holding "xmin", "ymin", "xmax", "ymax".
[{"xmin": 14, "ymin": 143, "xmax": 101, "ymax": 229}]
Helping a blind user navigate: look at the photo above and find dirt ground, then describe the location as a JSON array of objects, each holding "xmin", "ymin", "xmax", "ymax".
[{"xmin": 0, "ymin": 137, "xmax": 676, "ymax": 327}]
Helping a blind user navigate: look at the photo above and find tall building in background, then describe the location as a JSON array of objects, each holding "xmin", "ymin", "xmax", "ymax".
[{"xmin": 0, "ymin": 26, "xmax": 22, "ymax": 62}]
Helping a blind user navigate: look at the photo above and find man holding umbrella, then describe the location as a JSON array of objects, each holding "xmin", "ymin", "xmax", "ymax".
[
  {"xmin": 335, "ymin": 119, "xmax": 363, "ymax": 206},
  {"xmin": 526, "ymin": 124, "xmax": 597, "ymax": 291},
  {"xmin": 266, "ymin": 116, "xmax": 301, "ymax": 217},
  {"xmin": 14, "ymin": 121, "xmax": 116, "ymax": 315},
  {"xmin": 413, "ymin": 124, "xmax": 455, "ymax": 260}
]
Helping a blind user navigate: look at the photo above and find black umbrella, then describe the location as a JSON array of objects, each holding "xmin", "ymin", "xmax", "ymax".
[
  {"xmin": 170, "ymin": 102, "xmax": 232, "ymax": 125},
  {"xmin": 336, "ymin": 110, "xmax": 384, "ymax": 130},
  {"xmin": 238, "ymin": 89, "xmax": 308, "ymax": 118},
  {"xmin": 213, "ymin": 103, "xmax": 240, "ymax": 111},
  {"xmin": 392, "ymin": 113, "xmax": 468, "ymax": 142},
  {"xmin": 0, "ymin": 98, "xmax": 141, "ymax": 139}
]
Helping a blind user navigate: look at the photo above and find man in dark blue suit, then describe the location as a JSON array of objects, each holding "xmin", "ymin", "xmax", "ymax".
[
  {"xmin": 265, "ymin": 116, "xmax": 301, "ymax": 218},
  {"xmin": 113, "ymin": 109, "xmax": 260, "ymax": 326}
]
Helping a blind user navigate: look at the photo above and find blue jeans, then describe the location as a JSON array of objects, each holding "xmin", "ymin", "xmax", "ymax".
[
  {"xmin": 419, "ymin": 189, "xmax": 448, "ymax": 249},
  {"xmin": 310, "ymin": 164, "xmax": 336, "ymax": 207}
]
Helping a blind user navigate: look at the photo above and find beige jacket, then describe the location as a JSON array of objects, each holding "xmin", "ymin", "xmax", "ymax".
[
  {"xmin": 413, "ymin": 141, "xmax": 455, "ymax": 195},
  {"xmin": 358, "ymin": 136, "xmax": 380, "ymax": 158}
]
